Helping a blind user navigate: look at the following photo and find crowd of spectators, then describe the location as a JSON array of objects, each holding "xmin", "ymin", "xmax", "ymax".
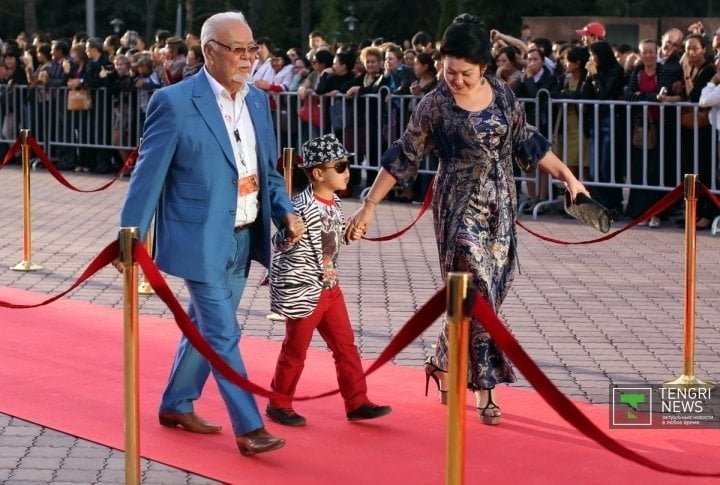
[
  {"xmin": 487, "ymin": 20, "xmax": 720, "ymax": 227},
  {"xmin": 1, "ymin": 20, "xmax": 720, "ymax": 226}
]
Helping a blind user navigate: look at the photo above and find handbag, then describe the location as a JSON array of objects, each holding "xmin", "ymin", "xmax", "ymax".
[
  {"xmin": 631, "ymin": 119, "xmax": 657, "ymax": 150},
  {"xmin": 680, "ymin": 106, "xmax": 709, "ymax": 129},
  {"xmin": 298, "ymin": 97, "xmax": 322, "ymax": 127},
  {"xmin": 564, "ymin": 191, "xmax": 612, "ymax": 233},
  {"xmin": 67, "ymin": 89, "xmax": 92, "ymax": 111}
]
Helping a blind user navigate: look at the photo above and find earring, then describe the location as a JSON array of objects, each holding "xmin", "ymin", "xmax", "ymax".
[{"xmin": 480, "ymin": 76, "xmax": 486, "ymax": 86}]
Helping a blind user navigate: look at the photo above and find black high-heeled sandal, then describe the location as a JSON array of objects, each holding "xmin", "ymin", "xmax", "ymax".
[
  {"xmin": 423, "ymin": 356, "xmax": 448, "ymax": 405},
  {"xmin": 476, "ymin": 387, "xmax": 501, "ymax": 425}
]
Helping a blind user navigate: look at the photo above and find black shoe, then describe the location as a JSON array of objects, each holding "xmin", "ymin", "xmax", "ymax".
[
  {"xmin": 346, "ymin": 402, "xmax": 392, "ymax": 422},
  {"xmin": 266, "ymin": 404, "xmax": 307, "ymax": 426}
]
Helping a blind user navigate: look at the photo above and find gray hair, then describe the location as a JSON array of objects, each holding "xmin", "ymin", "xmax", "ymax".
[{"xmin": 200, "ymin": 11, "xmax": 249, "ymax": 50}]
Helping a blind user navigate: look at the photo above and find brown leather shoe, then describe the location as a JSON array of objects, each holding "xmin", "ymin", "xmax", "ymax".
[
  {"xmin": 158, "ymin": 411, "xmax": 222, "ymax": 434},
  {"xmin": 236, "ymin": 427, "xmax": 286, "ymax": 456}
]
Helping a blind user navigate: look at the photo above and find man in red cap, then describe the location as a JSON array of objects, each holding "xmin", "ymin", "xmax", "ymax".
[{"xmin": 576, "ymin": 22, "xmax": 606, "ymax": 45}]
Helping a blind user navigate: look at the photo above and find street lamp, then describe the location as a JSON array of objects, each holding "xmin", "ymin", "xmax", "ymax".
[
  {"xmin": 343, "ymin": 15, "xmax": 358, "ymax": 32},
  {"xmin": 110, "ymin": 18, "xmax": 124, "ymax": 34}
]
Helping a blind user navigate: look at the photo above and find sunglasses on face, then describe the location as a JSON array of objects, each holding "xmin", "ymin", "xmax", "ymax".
[
  {"xmin": 210, "ymin": 39, "xmax": 260, "ymax": 57},
  {"xmin": 318, "ymin": 161, "xmax": 349, "ymax": 173}
]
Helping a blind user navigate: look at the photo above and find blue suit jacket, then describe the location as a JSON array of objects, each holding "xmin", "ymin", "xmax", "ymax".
[{"xmin": 119, "ymin": 71, "xmax": 293, "ymax": 283}]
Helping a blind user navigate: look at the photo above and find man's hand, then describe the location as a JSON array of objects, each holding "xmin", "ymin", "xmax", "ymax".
[{"xmin": 283, "ymin": 213, "xmax": 305, "ymax": 244}]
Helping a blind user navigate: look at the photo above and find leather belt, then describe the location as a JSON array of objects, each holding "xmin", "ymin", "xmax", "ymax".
[{"xmin": 234, "ymin": 222, "xmax": 254, "ymax": 233}]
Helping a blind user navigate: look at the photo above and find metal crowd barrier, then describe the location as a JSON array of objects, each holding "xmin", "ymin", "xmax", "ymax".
[{"xmin": 1, "ymin": 84, "xmax": 718, "ymax": 202}]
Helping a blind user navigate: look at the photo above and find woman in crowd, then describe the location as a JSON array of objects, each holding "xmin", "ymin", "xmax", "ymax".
[
  {"xmin": 624, "ymin": 39, "xmax": 673, "ymax": 225},
  {"xmin": 659, "ymin": 33, "xmax": 718, "ymax": 229},
  {"xmin": 64, "ymin": 43, "xmax": 94, "ymax": 172},
  {"xmin": 384, "ymin": 43, "xmax": 415, "ymax": 95},
  {"xmin": 288, "ymin": 56, "xmax": 311, "ymax": 92},
  {"xmin": 515, "ymin": 47, "xmax": 557, "ymax": 214},
  {"xmin": 297, "ymin": 49, "xmax": 333, "ymax": 138},
  {"xmin": 409, "ymin": 52, "xmax": 438, "ymax": 97},
  {"xmin": 581, "ymin": 41, "xmax": 625, "ymax": 217},
  {"xmin": 402, "ymin": 51, "xmax": 439, "ymax": 203},
  {"xmin": 553, "ymin": 46, "xmax": 590, "ymax": 180},
  {"xmin": 0, "ymin": 49, "xmax": 29, "ymax": 146},
  {"xmin": 315, "ymin": 49, "xmax": 359, "ymax": 195},
  {"xmin": 182, "ymin": 44, "xmax": 204, "ymax": 79},
  {"xmin": 493, "ymin": 46, "xmax": 523, "ymax": 91},
  {"xmin": 107, "ymin": 54, "xmax": 135, "ymax": 167},
  {"xmin": 345, "ymin": 14, "xmax": 587, "ymax": 425},
  {"xmin": 346, "ymin": 46, "xmax": 391, "ymax": 191}
]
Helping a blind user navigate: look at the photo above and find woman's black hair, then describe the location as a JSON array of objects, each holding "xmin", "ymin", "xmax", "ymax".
[
  {"xmin": 588, "ymin": 41, "xmax": 619, "ymax": 69},
  {"xmin": 439, "ymin": 13, "xmax": 491, "ymax": 66},
  {"xmin": 334, "ymin": 50, "xmax": 356, "ymax": 71},
  {"xmin": 497, "ymin": 46, "xmax": 522, "ymax": 69},
  {"xmin": 314, "ymin": 49, "xmax": 333, "ymax": 68},
  {"xmin": 566, "ymin": 46, "xmax": 590, "ymax": 67},
  {"xmin": 415, "ymin": 52, "xmax": 437, "ymax": 75}
]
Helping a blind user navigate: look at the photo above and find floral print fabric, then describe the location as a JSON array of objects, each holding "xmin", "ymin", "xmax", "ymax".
[{"xmin": 381, "ymin": 79, "xmax": 551, "ymax": 388}]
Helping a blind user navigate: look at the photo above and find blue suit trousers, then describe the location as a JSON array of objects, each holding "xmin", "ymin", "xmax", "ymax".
[{"xmin": 160, "ymin": 230, "xmax": 262, "ymax": 436}]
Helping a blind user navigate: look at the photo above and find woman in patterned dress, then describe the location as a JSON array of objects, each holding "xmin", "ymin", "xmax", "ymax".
[{"xmin": 345, "ymin": 14, "xmax": 588, "ymax": 425}]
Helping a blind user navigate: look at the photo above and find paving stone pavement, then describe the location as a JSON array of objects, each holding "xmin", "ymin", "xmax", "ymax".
[{"xmin": 0, "ymin": 166, "xmax": 719, "ymax": 483}]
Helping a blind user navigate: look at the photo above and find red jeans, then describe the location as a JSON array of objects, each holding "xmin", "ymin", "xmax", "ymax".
[{"xmin": 270, "ymin": 285, "xmax": 368, "ymax": 412}]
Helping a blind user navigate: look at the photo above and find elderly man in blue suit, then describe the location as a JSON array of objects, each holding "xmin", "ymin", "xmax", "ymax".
[{"xmin": 119, "ymin": 11, "xmax": 304, "ymax": 456}]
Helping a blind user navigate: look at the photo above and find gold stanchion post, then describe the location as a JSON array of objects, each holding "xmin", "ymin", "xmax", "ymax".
[
  {"xmin": 664, "ymin": 174, "xmax": 715, "ymax": 391},
  {"xmin": 446, "ymin": 272, "xmax": 470, "ymax": 485},
  {"xmin": 283, "ymin": 146, "xmax": 294, "ymax": 194},
  {"xmin": 12, "ymin": 130, "xmax": 43, "ymax": 271},
  {"xmin": 119, "ymin": 227, "xmax": 141, "ymax": 485},
  {"xmin": 266, "ymin": 147, "xmax": 295, "ymax": 322},
  {"xmin": 137, "ymin": 223, "xmax": 155, "ymax": 295}
]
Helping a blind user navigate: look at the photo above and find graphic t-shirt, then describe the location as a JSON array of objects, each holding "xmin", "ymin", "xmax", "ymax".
[{"xmin": 314, "ymin": 194, "xmax": 342, "ymax": 288}]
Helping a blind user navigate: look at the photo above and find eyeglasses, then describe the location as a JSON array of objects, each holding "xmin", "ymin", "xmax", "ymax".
[
  {"xmin": 209, "ymin": 39, "xmax": 259, "ymax": 57},
  {"xmin": 318, "ymin": 161, "xmax": 349, "ymax": 173}
]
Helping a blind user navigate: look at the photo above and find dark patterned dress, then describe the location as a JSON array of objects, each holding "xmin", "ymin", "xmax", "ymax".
[{"xmin": 381, "ymin": 78, "xmax": 551, "ymax": 389}]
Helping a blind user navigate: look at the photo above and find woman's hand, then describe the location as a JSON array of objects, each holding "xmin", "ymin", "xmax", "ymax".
[
  {"xmin": 585, "ymin": 60, "xmax": 598, "ymax": 77},
  {"xmin": 565, "ymin": 178, "xmax": 590, "ymax": 202},
  {"xmin": 346, "ymin": 86, "xmax": 359, "ymax": 97},
  {"xmin": 344, "ymin": 204, "xmax": 375, "ymax": 242}
]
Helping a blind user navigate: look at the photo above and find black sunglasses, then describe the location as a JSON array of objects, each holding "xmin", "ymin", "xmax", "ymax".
[{"xmin": 318, "ymin": 161, "xmax": 349, "ymax": 173}]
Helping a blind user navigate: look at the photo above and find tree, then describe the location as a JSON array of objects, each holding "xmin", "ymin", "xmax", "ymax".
[
  {"xmin": 24, "ymin": 0, "xmax": 38, "ymax": 35},
  {"xmin": 438, "ymin": 0, "xmax": 458, "ymax": 37}
]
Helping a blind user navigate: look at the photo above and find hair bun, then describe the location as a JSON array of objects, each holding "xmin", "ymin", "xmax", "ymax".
[{"xmin": 453, "ymin": 13, "xmax": 485, "ymax": 29}]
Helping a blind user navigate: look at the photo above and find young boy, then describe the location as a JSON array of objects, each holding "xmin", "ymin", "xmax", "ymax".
[{"xmin": 266, "ymin": 134, "xmax": 392, "ymax": 426}]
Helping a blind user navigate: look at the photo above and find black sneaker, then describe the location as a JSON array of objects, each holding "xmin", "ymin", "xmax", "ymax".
[
  {"xmin": 346, "ymin": 402, "xmax": 392, "ymax": 422},
  {"xmin": 266, "ymin": 404, "xmax": 307, "ymax": 426}
]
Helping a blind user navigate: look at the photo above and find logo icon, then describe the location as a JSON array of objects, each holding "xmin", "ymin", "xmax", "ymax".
[
  {"xmin": 612, "ymin": 387, "xmax": 652, "ymax": 426},
  {"xmin": 620, "ymin": 393, "xmax": 646, "ymax": 420}
]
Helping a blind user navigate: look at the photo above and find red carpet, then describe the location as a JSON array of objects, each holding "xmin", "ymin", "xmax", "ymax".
[{"xmin": 1, "ymin": 286, "xmax": 718, "ymax": 484}]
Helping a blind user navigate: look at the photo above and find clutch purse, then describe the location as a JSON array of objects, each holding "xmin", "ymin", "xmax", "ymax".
[{"xmin": 564, "ymin": 191, "xmax": 612, "ymax": 233}]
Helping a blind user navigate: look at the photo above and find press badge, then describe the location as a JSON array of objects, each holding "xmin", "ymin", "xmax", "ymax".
[{"xmin": 238, "ymin": 174, "xmax": 259, "ymax": 196}]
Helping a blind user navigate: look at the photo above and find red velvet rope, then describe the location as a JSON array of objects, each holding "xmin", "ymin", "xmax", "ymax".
[
  {"xmin": 134, "ymin": 241, "xmax": 445, "ymax": 401},
  {"xmin": 699, "ymin": 183, "xmax": 720, "ymax": 210},
  {"xmin": 26, "ymin": 136, "xmax": 137, "ymax": 192},
  {"xmin": 0, "ymin": 241, "xmax": 119, "ymax": 309},
  {"xmin": 0, "ymin": 139, "xmax": 22, "ymax": 169},
  {"xmin": 470, "ymin": 291, "xmax": 720, "ymax": 477},
  {"xmin": 516, "ymin": 184, "xmax": 685, "ymax": 244},
  {"xmin": 362, "ymin": 177, "xmax": 434, "ymax": 241}
]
